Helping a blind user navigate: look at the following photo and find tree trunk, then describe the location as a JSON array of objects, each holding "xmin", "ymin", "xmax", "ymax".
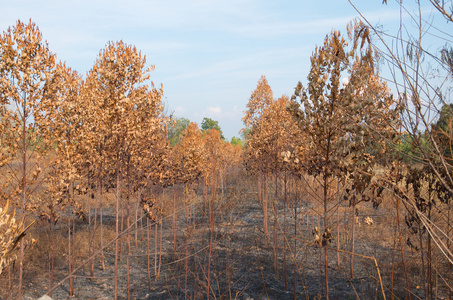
[
  {"xmin": 68, "ymin": 218, "xmax": 72, "ymax": 297},
  {"xmin": 135, "ymin": 192, "xmax": 140, "ymax": 246},
  {"xmin": 70, "ymin": 214, "xmax": 76, "ymax": 296},
  {"xmin": 263, "ymin": 174, "xmax": 269, "ymax": 243},
  {"xmin": 158, "ymin": 213, "xmax": 163, "ymax": 280},
  {"xmin": 283, "ymin": 171, "xmax": 288, "ymax": 290},
  {"xmin": 48, "ymin": 221, "xmax": 55, "ymax": 297},
  {"xmin": 257, "ymin": 174, "xmax": 262, "ymax": 206},
  {"xmin": 336, "ymin": 183, "xmax": 341, "ymax": 270},
  {"xmin": 173, "ymin": 188, "xmax": 177, "ymax": 253},
  {"xmin": 323, "ymin": 174, "xmax": 329, "ymax": 300},
  {"xmin": 273, "ymin": 172, "xmax": 279, "ymax": 277},
  {"xmin": 154, "ymin": 218, "xmax": 158, "ymax": 279},
  {"xmin": 293, "ymin": 178, "xmax": 298, "ymax": 300},
  {"xmin": 98, "ymin": 174, "xmax": 106, "ymax": 271},
  {"xmin": 127, "ymin": 215, "xmax": 131, "ymax": 300},
  {"xmin": 114, "ymin": 158, "xmax": 121, "ymax": 300},
  {"xmin": 427, "ymin": 204, "xmax": 433, "ymax": 300},
  {"xmin": 396, "ymin": 196, "xmax": 411, "ymax": 300},
  {"xmin": 18, "ymin": 111, "xmax": 27, "ymax": 300},
  {"xmin": 207, "ymin": 174, "xmax": 217, "ymax": 300},
  {"xmin": 185, "ymin": 204, "xmax": 189, "ymax": 299},
  {"xmin": 147, "ymin": 218, "xmax": 152, "ymax": 291},
  {"xmin": 88, "ymin": 181, "xmax": 94, "ymax": 281},
  {"xmin": 351, "ymin": 204, "xmax": 356, "ymax": 279}
]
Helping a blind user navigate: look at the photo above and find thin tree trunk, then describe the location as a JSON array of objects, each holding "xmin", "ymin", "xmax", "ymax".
[
  {"xmin": 154, "ymin": 219, "xmax": 158, "ymax": 279},
  {"xmin": 419, "ymin": 219, "xmax": 427, "ymax": 298},
  {"xmin": 185, "ymin": 203, "xmax": 189, "ymax": 300},
  {"xmin": 124, "ymin": 166, "xmax": 131, "ymax": 300},
  {"xmin": 283, "ymin": 171, "xmax": 288, "ymax": 290},
  {"xmin": 273, "ymin": 172, "xmax": 279, "ymax": 277},
  {"xmin": 447, "ymin": 205, "xmax": 453, "ymax": 300},
  {"xmin": 157, "ymin": 213, "xmax": 163, "ymax": 280},
  {"xmin": 98, "ymin": 168, "xmax": 106, "ymax": 271},
  {"xmin": 48, "ymin": 221, "xmax": 55, "ymax": 297},
  {"xmin": 207, "ymin": 176, "xmax": 217, "ymax": 300},
  {"xmin": 351, "ymin": 204, "xmax": 356, "ymax": 279},
  {"xmin": 68, "ymin": 217, "xmax": 72, "ymax": 297},
  {"xmin": 390, "ymin": 205, "xmax": 398, "ymax": 300},
  {"xmin": 263, "ymin": 174, "xmax": 269, "ymax": 243},
  {"xmin": 88, "ymin": 177, "xmax": 94, "ymax": 281},
  {"xmin": 294, "ymin": 178, "xmax": 298, "ymax": 300},
  {"xmin": 257, "ymin": 174, "xmax": 262, "ymax": 206},
  {"xmin": 127, "ymin": 215, "xmax": 131, "ymax": 300},
  {"xmin": 336, "ymin": 183, "xmax": 341, "ymax": 270},
  {"xmin": 173, "ymin": 187, "xmax": 177, "ymax": 253},
  {"xmin": 120, "ymin": 195, "xmax": 124, "ymax": 262},
  {"xmin": 323, "ymin": 174, "xmax": 329, "ymax": 300},
  {"xmin": 94, "ymin": 205, "xmax": 98, "ymax": 270},
  {"xmin": 427, "ymin": 204, "xmax": 433, "ymax": 300},
  {"xmin": 147, "ymin": 218, "xmax": 152, "ymax": 291},
  {"xmin": 135, "ymin": 193, "xmax": 140, "ymax": 246},
  {"xmin": 396, "ymin": 196, "xmax": 411, "ymax": 300},
  {"xmin": 70, "ymin": 214, "xmax": 76, "ymax": 296},
  {"xmin": 156, "ymin": 187, "xmax": 163, "ymax": 280},
  {"xmin": 114, "ymin": 158, "xmax": 121, "ymax": 300},
  {"xmin": 18, "ymin": 110, "xmax": 27, "ymax": 300}
]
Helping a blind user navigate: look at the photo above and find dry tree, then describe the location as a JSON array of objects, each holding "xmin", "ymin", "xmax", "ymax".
[
  {"xmin": 245, "ymin": 94, "xmax": 304, "ymax": 269},
  {"xmin": 0, "ymin": 19, "xmax": 60, "ymax": 299},
  {"xmin": 170, "ymin": 122, "xmax": 206, "ymax": 185},
  {"xmin": 243, "ymin": 75, "xmax": 306, "ymax": 297},
  {"xmin": 37, "ymin": 62, "xmax": 86, "ymax": 296},
  {"xmin": 83, "ymin": 40, "xmax": 165, "ymax": 300},
  {"xmin": 288, "ymin": 25, "xmax": 400, "ymax": 298},
  {"xmin": 168, "ymin": 121, "xmax": 242, "ymax": 299},
  {"xmin": 242, "ymin": 76, "xmax": 275, "ymax": 243},
  {"xmin": 349, "ymin": 0, "xmax": 453, "ymax": 297}
]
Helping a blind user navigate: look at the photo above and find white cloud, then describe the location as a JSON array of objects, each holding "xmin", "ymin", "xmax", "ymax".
[
  {"xmin": 174, "ymin": 106, "xmax": 186, "ymax": 115},
  {"xmin": 206, "ymin": 106, "xmax": 222, "ymax": 117},
  {"xmin": 225, "ymin": 105, "xmax": 241, "ymax": 120},
  {"xmin": 192, "ymin": 105, "xmax": 241, "ymax": 122}
]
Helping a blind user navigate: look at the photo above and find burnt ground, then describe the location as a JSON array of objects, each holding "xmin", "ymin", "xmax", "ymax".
[{"xmin": 5, "ymin": 191, "xmax": 436, "ymax": 300}]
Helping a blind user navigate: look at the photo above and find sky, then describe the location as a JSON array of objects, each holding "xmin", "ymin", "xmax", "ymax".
[{"xmin": 0, "ymin": 0, "xmax": 439, "ymax": 140}]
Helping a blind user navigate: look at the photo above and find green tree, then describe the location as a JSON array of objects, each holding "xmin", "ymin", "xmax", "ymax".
[
  {"xmin": 395, "ymin": 132, "xmax": 430, "ymax": 164},
  {"xmin": 230, "ymin": 136, "xmax": 243, "ymax": 148},
  {"xmin": 432, "ymin": 104, "xmax": 453, "ymax": 162},
  {"xmin": 240, "ymin": 127, "xmax": 251, "ymax": 143},
  {"xmin": 167, "ymin": 116, "xmax": 190, "ymax": 147},
  {"xmin": 201, "ymin": 117, "xmax": 224, "ymax": 140}
]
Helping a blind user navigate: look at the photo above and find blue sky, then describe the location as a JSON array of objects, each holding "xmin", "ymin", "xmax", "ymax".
[{"xmin": 0, "ymin": 0, "xmax": 436, "ymax": 139}]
